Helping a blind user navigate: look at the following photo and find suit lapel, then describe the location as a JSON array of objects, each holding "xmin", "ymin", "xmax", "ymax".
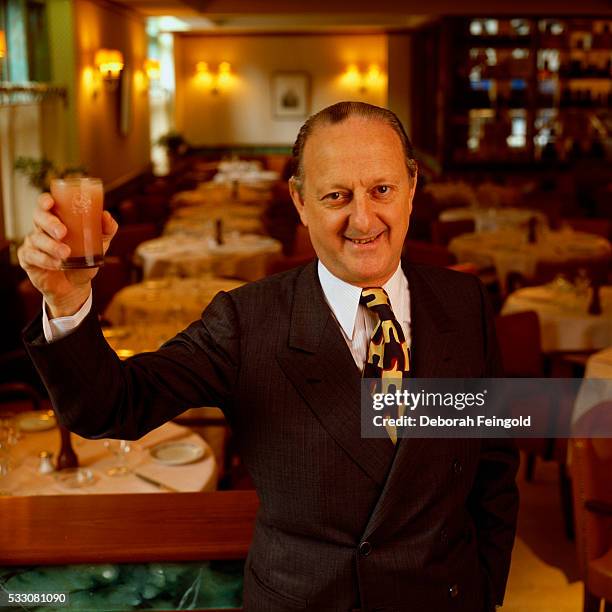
[
  {"xmin": 362, "ymin": 262, "xmax": 461, "ymax": 539},
  {"xmin": 276, "ymin": 262, "xmax": 396, "ymax": 488}
]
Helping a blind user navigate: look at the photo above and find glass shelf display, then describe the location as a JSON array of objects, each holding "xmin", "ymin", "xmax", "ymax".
[{"xmin": 446, "ymin": 17, "xmax": 612, "ymax": 166}]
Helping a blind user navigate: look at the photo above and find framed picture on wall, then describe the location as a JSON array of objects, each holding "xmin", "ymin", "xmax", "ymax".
[{"xmin": 271, "ymin": 72, "xmax": 310, "ymax": 119}]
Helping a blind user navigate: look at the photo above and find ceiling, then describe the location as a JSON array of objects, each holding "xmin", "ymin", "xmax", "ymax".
[{"xmin": 112, "ymin": 0, "xmax": 612, "ymax": 32}]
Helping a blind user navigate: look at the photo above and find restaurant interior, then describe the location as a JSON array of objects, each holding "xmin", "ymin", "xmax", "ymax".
[{"xmin": 0, "ymin": 0, "xmax": 611, "ymax": 610}]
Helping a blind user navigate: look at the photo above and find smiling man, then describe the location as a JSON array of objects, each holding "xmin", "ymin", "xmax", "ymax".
[{"xmin": 21, "ymin": 101, "xmax": 518, "ymax": 612}]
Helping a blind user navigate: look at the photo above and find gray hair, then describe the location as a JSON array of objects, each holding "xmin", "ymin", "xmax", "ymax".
[{"xmin": 290, "ymin": 101, "xmax": 417, "ymax": 195}]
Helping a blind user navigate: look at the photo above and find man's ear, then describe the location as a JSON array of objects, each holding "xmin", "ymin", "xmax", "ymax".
[
  {"xmin": 407, "ymin": 168, "xmax": 418, "ymax": 215},
  {"xmin": 289, "ymin": 178, "xmax": 308, "ymax": 227}
]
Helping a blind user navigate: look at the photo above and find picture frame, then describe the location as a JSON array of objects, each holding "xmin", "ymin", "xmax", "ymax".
[{"xmin": 271, "ymin": 72, "xmax": 310, "ymax": 119}]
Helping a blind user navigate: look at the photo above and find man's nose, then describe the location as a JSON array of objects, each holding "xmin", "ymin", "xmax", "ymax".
[{"xmin": 349, "ymin": 193, "xmax": 376, "ymax": 235}]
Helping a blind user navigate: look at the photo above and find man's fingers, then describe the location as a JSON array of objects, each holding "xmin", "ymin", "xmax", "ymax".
[
  {"xmin": 102, "ymin": 210, "xmax": 118, "ymax": 238},
  {"xmin": 38, "ymin": 192, "xmax": 55, "ymax": 210},
  {"xmin": 29, "ymin": 230, "xmax": 71, "ymax": 261},
  {"xmin": 33, "ymin": 207, "xmax": 67, "ymax": 240},
  {"xmin": 19, "ymin": 241, "xmax": 62, "ymax": 270}
]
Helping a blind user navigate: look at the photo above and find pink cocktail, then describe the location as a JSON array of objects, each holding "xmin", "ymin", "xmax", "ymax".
[{"xmin": 50, "ymin": 177, "xmax": 104, "ymax": 269}]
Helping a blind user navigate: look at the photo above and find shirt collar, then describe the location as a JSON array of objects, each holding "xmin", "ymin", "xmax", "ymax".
[{"xmin": 317, "ymin": 260, "xmax": 405, "ymax": 340}]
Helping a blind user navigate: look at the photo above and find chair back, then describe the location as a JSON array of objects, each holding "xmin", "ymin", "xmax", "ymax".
[
  {"xmin": 495, "ymin": 311, "xmax": 543, "ymax": 377},
  {"xmin": 570, "ymin": 434, "xmax": 612, "ymax": 579},
  {"xmin": 533, "ymin": 256, "xmax": 611, "ymax": 286},
  {"xmin": 92, "ymin": 256, "xmax": 132, "ymax": 314},
  {"xmin": 402, "ymin": 240, "xmax": 456, "ymax": 267},
  {"xmin": 431, "ymin": 219, "xmax": 475, "ymax": 246},
  {"xmin": 564, "ymin": 218, "xmax": 611, "ymax": 240}
]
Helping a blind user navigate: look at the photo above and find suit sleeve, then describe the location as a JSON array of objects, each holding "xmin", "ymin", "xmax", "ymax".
[
  {"xmin": 22, "ymin": 291, "xmax": 240, "ymax": 440},
  {"xmin": 471, "ymin": 278, "xmax": 520, "ymax": 610}
]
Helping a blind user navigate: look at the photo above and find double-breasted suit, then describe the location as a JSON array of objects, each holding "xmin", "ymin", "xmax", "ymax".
[{"xmin": 24, "ymin": 259, "xmax": 519, "ymax": 612}]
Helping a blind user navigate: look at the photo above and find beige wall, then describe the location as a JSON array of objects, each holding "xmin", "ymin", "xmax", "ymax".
[
  {"xmin": 74, "ymin": 0, "xmax": 150, "ymax": 188},
  {"xmin": 175, "ymin": 34, "xmax": 388, "ymax": 146}
]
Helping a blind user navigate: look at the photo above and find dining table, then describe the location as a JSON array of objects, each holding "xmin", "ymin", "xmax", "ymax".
[
  {"xmin": 502, "ymin": 282, "xmax": 612, "ymax": 353},
  {"xmin": 134, "ymin": 233, "xmax": 282, "ymax": 279},
  {"xmin": 572, "ymin": 346, "xmax": 612, "ymax": 434},
  {"xmin": 0, "ymin": 420, "xmax": 217, "ymax": 496},
  {"xmin": 501, "ymin": 284, "xmax": 612, "ymax": 352},
  {"xmin": 449, "ymin": 227, "xmax": 611, "ymax": 292},
  {"xmin": 103, "ymin": 276, "xmax": 245, "ymax": 328},
  {"xmin": 439, "ymin": 206, "xmax": 546, "ymax": 233},
  {"xmin": 164, "ymin": 202, "xmax": 266, "ymax": 236}
]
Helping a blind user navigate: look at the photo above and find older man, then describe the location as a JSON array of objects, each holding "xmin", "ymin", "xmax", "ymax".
[{"xmin": 20, "ymin": 101, "xmax": 518, "ymax": 612}]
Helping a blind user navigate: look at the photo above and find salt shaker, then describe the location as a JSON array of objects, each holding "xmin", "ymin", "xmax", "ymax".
[{"xmin": 38, "ymin": 451, "xmax": 55, "ymax": 474}]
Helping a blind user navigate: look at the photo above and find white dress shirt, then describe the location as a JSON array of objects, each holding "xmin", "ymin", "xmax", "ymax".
[
  {"xmin": 43, "ymin": 263, "xmax": 412, "ymax": 367},
  {"xmin": 42, "ymin": 291, "xmax": 93, "ymax": 343},
  {"xmin": 317, "ymin": 261, "xmax": 411, "ymax": 372}
]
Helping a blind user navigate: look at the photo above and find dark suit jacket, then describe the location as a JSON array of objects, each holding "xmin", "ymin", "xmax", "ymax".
[{"xmin": 24, "ymin": 260, "xmax": 519, "ymax": 612}]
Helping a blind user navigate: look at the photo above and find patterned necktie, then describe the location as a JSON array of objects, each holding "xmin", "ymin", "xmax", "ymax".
[{"xmin": 360, "ymin": 287, "xmax": 411, "ymax": 444}]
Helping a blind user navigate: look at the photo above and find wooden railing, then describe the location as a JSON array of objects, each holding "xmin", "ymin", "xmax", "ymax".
[{"xmin": 0, "ymin": 490, "xmax": 259, "ymax": 566}]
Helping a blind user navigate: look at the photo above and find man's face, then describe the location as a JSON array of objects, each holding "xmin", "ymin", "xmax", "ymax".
[{"xmin": 290, "ymin": 116, "xmax": 416, "ymax": 288}]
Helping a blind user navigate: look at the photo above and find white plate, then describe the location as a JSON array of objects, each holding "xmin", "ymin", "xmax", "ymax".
[
  {"xmin": 150, "ymin": 441, "xmax": 205, "ymax": 466},
  {"xmin": 17, "ymin": 410, "xmax": 57, "ymax": 432}
]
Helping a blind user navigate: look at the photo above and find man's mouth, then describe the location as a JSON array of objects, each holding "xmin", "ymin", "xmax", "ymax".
[{"xmin": 345, "ymin": 231, "xmax": 384, "ymax": 245}]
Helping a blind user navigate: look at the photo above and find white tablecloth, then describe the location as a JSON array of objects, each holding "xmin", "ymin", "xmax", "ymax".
[
  {"xmin": 573, "ymin": 347, "xmax": 612, "ymax": 432},
  {"xmin": 164, "ymin": 203, "xmax": 265, "ymax": 236},
  {"xmin": 135, "ymin": 233, "xmax": 281, "ymax": 279},
  {"xmin": 0, "ymin": 421, "xmax": 217, "ymax": 496},
  {"xmin": 104, "ymin": 276, "xmax": 244, "ymax": 327},
  {"xmin": 502, "ymin": 285, "xmax": 612, "ymax": 352},
  {"xmin": 439, "ymin": 207, "xmax": 545, "ymax": 233},
  {"xmin": 449, "ymin": 228, "xmax": 611, "ymax": 291}
]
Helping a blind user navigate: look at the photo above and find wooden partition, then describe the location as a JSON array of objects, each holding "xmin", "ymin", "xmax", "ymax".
[{"xmin": 0, "ymin": 490, "xmax": 259, "ymax": 566}]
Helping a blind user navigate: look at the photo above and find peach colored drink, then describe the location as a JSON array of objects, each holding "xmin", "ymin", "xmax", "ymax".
[{"xmin": 50, "ymin": 177, "xmax": 104, "ymax": 269}]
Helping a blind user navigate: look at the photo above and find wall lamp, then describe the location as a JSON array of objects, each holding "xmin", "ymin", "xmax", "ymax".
[
  {"xmin": 95, "ymin": 49, "xmax": 124, "ymax": 87},
  {"xmin": 341, "ymin": 63, "xmax": 385, "ymax": 93},
  {"xmin": 195, "ymin": 61, "xmax": 232, "ymax": 94},
  {"xmin": 144, "ymin": 58, "xmax": 161, "ymax": 81}
]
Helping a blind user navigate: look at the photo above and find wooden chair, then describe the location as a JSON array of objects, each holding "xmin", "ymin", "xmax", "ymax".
[
  {"xmin": 91, "ymin": 256, "xmax": 132, "ymax": 315},
  {"xmin": 571, "ymin": 434, "xmax": 612, "ymax": 612},
  {"xmin": 402, "ymin": 240, "xmax": 456, "ymax": 267},
  {"xmin": 564, "ymin": 218, "xmax": 612, "ymax": 240},
  {"xmin": 0, "ymin": 491, "xmax": 259, "ymax": 611},
  {"xmin": 495, "ymin": 311, "xmax": 574, "ymax": 539},
  {"xmin": 430, "ymin": 219, "xmax": 475, "ymax": 246}
]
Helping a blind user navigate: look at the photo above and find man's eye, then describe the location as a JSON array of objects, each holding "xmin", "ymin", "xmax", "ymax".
[
  {"xmin": 325, "ymin": 192, "xmax": 342, "ymax": 201},
  {"xmin": 375, "ymin": 185, "xmax": 390, "ymax": 195}
]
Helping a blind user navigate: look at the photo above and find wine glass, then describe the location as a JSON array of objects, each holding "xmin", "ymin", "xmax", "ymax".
[
  {"xmin": 103, "ymin": 439, "xmax": 132, "ymax": 476},
  {"xmin": 0, "ymin": 417, "xmax": 19, "ymax": 476}
]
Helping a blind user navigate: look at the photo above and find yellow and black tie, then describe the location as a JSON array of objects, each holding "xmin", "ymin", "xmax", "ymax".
[{"xmin": 360, "ymin": 287, "xmax": 411, "ymax": 444}]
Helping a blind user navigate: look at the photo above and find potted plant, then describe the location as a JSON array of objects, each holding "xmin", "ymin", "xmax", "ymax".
[
  {"xmin": 14, "ymin": 156, "xmax": 87, "ymax": 192},
  {"xmin": 156, "ymin": 131, "xmax": 188, "ymax": 157}
]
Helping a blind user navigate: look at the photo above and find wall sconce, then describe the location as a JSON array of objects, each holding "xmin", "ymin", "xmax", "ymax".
[
  {"xmin": 195, "ymin": 61, "xmax": 233, "ymax": 94},
  {"xmin": 0, "ymin": 30, "xmax": 6, "ymax": 81},
  {"xmin": 341, "ymin": 63, "xmax": 385, "ymax": 93},
  {"xmin": 144, "ymin": 59, "xmax": 161, "ymax": 81},
  {"xmin": 95, "ymin": 49, "xmax": 124, "ymax": 87}
]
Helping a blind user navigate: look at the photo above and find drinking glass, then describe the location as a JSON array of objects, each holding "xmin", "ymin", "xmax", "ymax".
[
  {"xmin": 50, "ymin": 177, "xmax": 104, "ymax": 269},
  {"xmin": 104, "ymin": 439, "xmax": 132, "ymax": 477}
]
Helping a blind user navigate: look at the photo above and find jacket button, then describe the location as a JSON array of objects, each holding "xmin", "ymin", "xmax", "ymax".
[
  {"xmin": 359, "ymin": 541, "xmax": 372, "ymax": 556},
  {"xmin": 449, "ymin": 583, "xmax": 459, "ymax": 598},
  {"xmin": 452, "ymin": 459, "xmax": 463, "ymax": 474},
  {"xmin": 440, "ymin": 528, "xmax": 448, "ymax": 544}
]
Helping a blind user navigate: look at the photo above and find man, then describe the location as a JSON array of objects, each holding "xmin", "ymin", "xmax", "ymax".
[{"xmin": 20, "ymin": 101, "xmax": 518, "ymax": 612}]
